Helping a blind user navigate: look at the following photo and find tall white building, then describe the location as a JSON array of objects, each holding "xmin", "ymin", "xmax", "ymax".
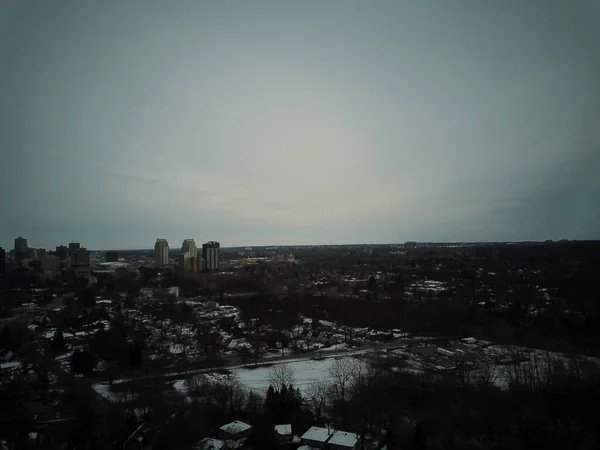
[
  {"xmin": 202, "ymin": 241, "xmax": 220, "ymax": 271},
  {"xmin": 181, "ymin": 239, "xmax": 197, "ymax": 257},
  {"xmin": 154, "ymin": 239, "xmax": 170, "ymax": 268}
]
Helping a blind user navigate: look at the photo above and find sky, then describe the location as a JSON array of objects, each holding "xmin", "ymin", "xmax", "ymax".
[{"xmin": 1, "ymin": 0, "xmax": 599, "ymax": 250}]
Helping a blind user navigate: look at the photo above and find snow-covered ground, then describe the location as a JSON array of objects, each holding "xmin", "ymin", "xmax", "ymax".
[
  {"xmin": 235, "ymin": 358, "xmax": 338, "ymax": 394},
  {"xmin": 173, "ymin": 355, "xmax": 363, "ymax": 397}
]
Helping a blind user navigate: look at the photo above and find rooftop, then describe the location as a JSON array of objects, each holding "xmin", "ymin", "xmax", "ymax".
[
  {"xmin": 219, "ymin": 420, "xmax": 252, "ymax": 435},
  {"xmin": 328, "ymin": 430, "xmax": 359, "ymax": 448},
  {"xmin": 274, "ymin": 424, "xmax": 292, "ymax": 436},
  {"xmin": 301, "ymin": 426, "xmax": 333, "ymax": 443},
  {"xmin": 194, "ymin": 437, "xmax": 225, "ymax": 450}
]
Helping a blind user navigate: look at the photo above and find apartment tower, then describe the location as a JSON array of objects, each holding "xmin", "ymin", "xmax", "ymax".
[
  {"xmin": 154, "ymin": 239, "xmax": 170, "ymax": 268},
  {"xmin": 202, "ymin": 241, "xmax": 220, "ymax": 271}
]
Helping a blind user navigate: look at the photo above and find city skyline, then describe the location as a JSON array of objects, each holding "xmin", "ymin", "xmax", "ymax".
[{"xmin": 1, "ymin": 1, "xmax": 599, "ymax": 250}]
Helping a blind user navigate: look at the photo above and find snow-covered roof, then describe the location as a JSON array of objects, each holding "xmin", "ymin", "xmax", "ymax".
[
  {"xmin": 437, "ymin": 348, "xmax": 454, "ymax": 357},
  {"xmin": 220, "ymin": 420, "xmax": 252, "ymax": 435},
  {"xmin": 328, "ymin": 430, "xmax": 359, "ymax": 448},
  {"xmin": 195, "ymin": 437, "xmax": 225, "ymax": 450},
  {"xmin": 274, "ymin": 424, "xmax": 292, "ymax": 436},
  {"xmin": 1, "ymin": 361, "xmax": 22, "ymax": 371},
  {"xmin": 301, "ymin": 426, "xmax": 333, "ymax": 443}
]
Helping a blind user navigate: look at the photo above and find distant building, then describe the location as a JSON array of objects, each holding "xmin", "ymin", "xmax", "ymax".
[
  {"xmin": 0, "ymin": 247, "xmax": 5, "ymax": 274},
  {"xmin": 178, "ymin": 252, "xmax": 194, "ymax": 273},
  {"xmin": 71, "ymin": 246, "xmax": 90, "ymax": 269},
  {"xmin": 55, "ymin": 245, "xmax": 69, "ymax": 260},
  {"xmin": 28, "ymin": 248, "xmax": 38, "ymax": 260},
  {"xmin": 43, "ymin": 254, "xmax": 61, "ymax": 273},
  {"xmin": 68, "ymin": 242, "xmax": 81, "ymax": 255},
  {"xmin": 202, "ymin": 241, "xmax": 220, "ymax": 271},
  {"xmin": 181, "ymin": 239, "xmax": 197, "ymax": 257},
  {"xmin": 13, "ymin": 236, "xmax": 28, "ymax": 259},
  {"xmin": 197, "ymin": 255, "xmax": 205, "ymax": 272},
  {"xmin": 105, "ymin": 250, "xmax": 119, "ymax": 262},
  {"xmin": 154, "ymin": 239, "xmax": 170, "ymax": 268}
]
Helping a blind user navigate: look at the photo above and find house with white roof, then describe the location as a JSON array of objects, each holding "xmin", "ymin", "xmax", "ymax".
[
  {"xmin": 193, "ymin": 437, "xmax": 225, "ymax": 450},
  {"xmin": 300, "ymin": 426, "xmax": 334, "ymax": 449},
  {"xmin": 300, "ymin": 426, "xmax": 361, "ymax": 450},
  {"xmin": 218, "ymin": 420, "xmax": 252, "ymax": 441},
  {"xmin": 274, "ymin": 424, "xmax": 292, "ymax": 443},
  {"xmin": 328, "ymin": 430, "xmax": 360, "ymax": 450}
]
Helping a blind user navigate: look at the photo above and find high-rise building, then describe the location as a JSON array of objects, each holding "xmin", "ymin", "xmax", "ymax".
[
  {"xmin": 35, "ymin": 248, "xmax": 47, "ymax": 261},
  {"xmin": 181, "ymin": 239, "xmax": 197, "ymax": 257},
  {"xmin": 71, "ymin": 247, "xmax": 90, "ymax": 269},
  {"xmin": 202, "ymin": 241, "xmax": 220, "ymax": 271},
  {"xmin": 28, "ymin": 248, "xmax": 38, "ymax": 261},
  {"xmin": 178, "ymin": 252, "xmax": 194, "ymax": 273},
  {"xmin": 68, "ymin": 242, "xmax": 81, "ymax": 255},
  {"xmin": 42, "ymin": 255, "xmax": 60, "ymax": 273},
  {"xmin": 55, "ymin": 245, "xmax": 69, "ymax": 260},
  {"xmin": 105, "ymin": 251, "xmax": 119, "ymax": 262},
  {"xmin": 0, "ymin": 247, "xmax": 5, "ymax": 274},
  {"xmin": 14, "ymin": 237, "xmax": 28, "ymax": 259},
  {"xmin": 154, "ymin": 239, "xmax": 170, "ymax": 268}
]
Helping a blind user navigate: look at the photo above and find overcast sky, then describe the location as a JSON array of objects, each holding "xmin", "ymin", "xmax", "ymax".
[{"xmin": 1, "ymin": 1, "xmax": 599, "ymax": 250}]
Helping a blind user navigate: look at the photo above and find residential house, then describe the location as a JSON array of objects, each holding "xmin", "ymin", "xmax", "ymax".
[
  {"xmin": 218, "ymin": 421, "xmax": 252, "ymax": 441},
  {"xmin": 193, "ymin": 437, "xmax": 225, "ymax": 450},
  {"xmin": 328, "ymin": 431, "xmax": 360, "ymax": 450},
  {"xmin": 300, "ymin": 426, "xmax": 333, "ymax": 449},
  {"xmin": 274, "ymin": 424, "xmax": 292, "ymax": 444}
]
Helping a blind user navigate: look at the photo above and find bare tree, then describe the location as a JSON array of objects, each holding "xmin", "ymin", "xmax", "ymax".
[
  {"xmin": 290, "ymin": 326, "xmax": 304, "ymax": 350},
  {"xmin": 186, "ymin": 374, "xmax": 207, "ymax": 395},
  {"xmin": 306, "ymin": 379, "xmax": 330, "ymax": 419},
  {"xmin": 342, "ymin": 325, "xmax": 355, "ymax": 345},
  {"xmin": 268, "ymin": 364, "xmax": 295, "ymax": 391},
  {"xmin": 329, "ymin": 358, "xmax": 362, "ymax": 400},
  {"xmin": 251, "ymin": 339, "xmax": 266, "ymax": 364},
  {"xmin": 222, "ymin": 372, "xmax": 246, "ymax": 414}
]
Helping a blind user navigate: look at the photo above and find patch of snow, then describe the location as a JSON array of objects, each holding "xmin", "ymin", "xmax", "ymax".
[
  {"xmin": 234, "ymin": 358, "xmax": 341, "ymax": 395},
  {"xmin": 316, "ymin": 343, "xmax": 348, "ymax": 352}
]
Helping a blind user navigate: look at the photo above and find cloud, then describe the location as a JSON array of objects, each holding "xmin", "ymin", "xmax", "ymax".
[{"xmin": 1, "ymin": 1, "xmax": 599, "ymax": 249}]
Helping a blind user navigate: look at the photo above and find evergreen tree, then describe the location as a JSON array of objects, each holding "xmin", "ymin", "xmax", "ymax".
[
  {"xmin": 51, "ymin": 330, "xmax": 66, "ymax": 351},
  {"xmin": 265, "ymin": 385, "xmax": 276, "ymax": 414}
]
